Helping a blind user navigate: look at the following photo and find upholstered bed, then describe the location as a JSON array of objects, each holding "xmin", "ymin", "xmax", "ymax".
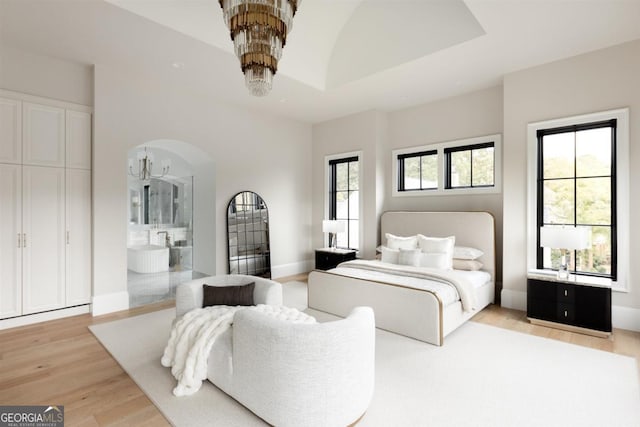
[{"xmin": 308, "ymin": 211, "xmax": 495, "ymax": 346}]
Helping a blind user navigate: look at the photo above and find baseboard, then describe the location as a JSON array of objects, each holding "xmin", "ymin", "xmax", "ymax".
[
  {"xmin": 0, "ymin": 305, "xmax": 90, "ymax": 330},
  {"xmin": 271, "ymin": 259, "xmax": 314, "ymax": 279},
  {"xmin": 92, "ymin": 291, "xmax": 129, "ymax": 316},
  {"xmin": 612, "ymin": 305, "xmax": 640, "ymax": 332},
  {"xmin": 500, "ymin": 289, "xmax": 527, "ymax": 311}
]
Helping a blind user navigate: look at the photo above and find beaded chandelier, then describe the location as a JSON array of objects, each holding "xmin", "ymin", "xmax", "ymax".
[{"xmin": 219, "ymin": 0, "xmax": 301, "ymax": 96}]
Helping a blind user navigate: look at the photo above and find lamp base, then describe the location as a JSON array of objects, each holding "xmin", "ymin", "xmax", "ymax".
[{"xmin": 557, "ymin": 254, "xmax": 569, "ymax": 280}]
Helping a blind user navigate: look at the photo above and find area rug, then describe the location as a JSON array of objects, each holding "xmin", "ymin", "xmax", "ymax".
[{"xmin": 90, "ymin": 300, "xmax": 640, "ymax": 426}]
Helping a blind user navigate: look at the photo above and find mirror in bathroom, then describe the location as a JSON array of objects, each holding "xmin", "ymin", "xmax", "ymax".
[{"xmin": 227, "ymin": 191, "xmax": 271, "ymax": 278}]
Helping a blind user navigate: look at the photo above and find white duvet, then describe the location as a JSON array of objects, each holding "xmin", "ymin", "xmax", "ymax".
[
  {"xmin": 331, "ymin": 260, "xmax": 488, "ymax": 311},
  {"xmin": 161, "ymin": 304, "xmax": 315, "ymax": 396}
]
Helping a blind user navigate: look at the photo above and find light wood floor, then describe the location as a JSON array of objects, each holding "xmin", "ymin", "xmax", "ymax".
[{"xmin": 1, "ymin": 279, "xmax": 638, "ymax": 426}]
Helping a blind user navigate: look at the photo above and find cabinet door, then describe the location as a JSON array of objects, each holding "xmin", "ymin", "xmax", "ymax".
[
  {"xmin": 66, "ymin": 169, "xmax": 92, "ymax": 305},
  {"xmin": 0, "ymin": 97, "xmax": 22, "ymax": 164},
  {"xmin": 22, "ymin": 102, "xmax": 65, "ymax": 167},
  {"xmin": 0, "ymin": 165, "xmax": 22, "ymax": 318},
  {"xmin": 66, "ymin": 110, "xmax": 92, "ymax": 170},
  {"xmin": 22, "ymin": 166, "xmax": 66, "ymax": 314}
]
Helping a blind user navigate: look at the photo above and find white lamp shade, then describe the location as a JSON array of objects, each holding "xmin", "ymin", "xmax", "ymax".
[
  {"xmin": 540, "ymin": 226, "xmax": 590, "ymax": 250},
  {"xmin": 322, "ymin": 220, "xmax": 345, "ymax": 234}
]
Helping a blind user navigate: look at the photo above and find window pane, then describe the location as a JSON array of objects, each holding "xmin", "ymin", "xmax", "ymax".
[
  {"xmin": 348, "ymin": 219, "xmax": 359, "ymax": 250},
  {"xmin": 421, "ymin": 154, "xmax": 438, "ymax": 189},
  {"xmin": 542, "ymin": 246, "xmax": 563, "ymax": 270},
  {"xmin": 335, "ymin": 190, "xmax": 348, "ymax": 218},
  {"xmin": 576, "ymin": 128, "xmax": 611, "ymax": 178},
  {"xmin": 348, "ymin": 190, "xmax": 359, "ymax": 220},
  {"xmin": 451, "ymin": 151, "xmax": 471, "ymax": 187},
  {"xmin": 348, "ymin": 161, "xmax": 359, "ymax": 190},
  {"xmin": 575, "ymin": 226, "xmax": 611, "ymax": 275},
  {"xmin": 472, "ymin": 146, "xmax": 494, "ymax": 186},
  {"xmin": 336, "ymin": 230, "xmax": 348, "ymax": 249},
  {"xmin": 543, "ymin": 179, "xmax": 574, "ymax": 224},
  {"xmin": 403, "ymin": 157, "xmax": 421, "ymax": 190},
  {"xmin": 335, "ymin": 162, "xmax": 348, "ymax": 191},
  {"xmin": 576, "ymin": 177, "xmax": 611, "ymax": 225},
  {"xmin": 542, "ymin": 133, "xmax": 574, "ymax": 179}
]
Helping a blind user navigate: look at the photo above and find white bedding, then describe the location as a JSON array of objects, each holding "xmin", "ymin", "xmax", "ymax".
[{"xmin": 330, "ymin": 260, "xmax": 491, "ymax": 308}]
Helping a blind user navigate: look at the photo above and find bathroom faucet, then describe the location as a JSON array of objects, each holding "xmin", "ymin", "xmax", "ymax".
[{"xmin": 157, "ymin": 231, "xmax": 170, "ymax": 247}]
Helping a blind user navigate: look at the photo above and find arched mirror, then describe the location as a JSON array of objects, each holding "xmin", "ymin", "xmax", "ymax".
[{"xmin": 227, "ymin": 191, "xmax": 271, "ymax": 278}]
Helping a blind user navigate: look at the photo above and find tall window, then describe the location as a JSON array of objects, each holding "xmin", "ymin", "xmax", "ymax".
[
  {"xmin": 397, "ymin": 150, "xmax": 437, "ymax": 191},
  {"xmin": 328, "ymin": 155, "xmax": 359, "ymax": 250},
  {"xmin": 444, "ymin": 142, "xmax": 495, "ymax": 189},
  {"xmin": 536, "ymin": 119, "xmax": 616, "ymax": 279}
]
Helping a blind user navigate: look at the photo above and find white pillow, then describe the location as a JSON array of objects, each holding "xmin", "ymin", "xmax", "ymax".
[
  {"xmin": 385, "ymin": 233, "xmax": 418, "ymax": 250},
  {"xmin": 417, "ymin": 235, "xmax": 455, "ymax": 269},
  {"xmin": 453, "ymin": 259, "xmax": 484, "ymax": 271},
  {"xmin": 417, "ymin": 234, "xmax": 455, "ymax": 254},
  {"xmin": 453, "ymin": 246, "xmax": 484, "ymax": 260},
  {"xmin": 380, "ymin": 246, "xmax": 399, "ymax": 264},
  {"xmin": 398, "ymin": 248, "xmax": 421, "ymax": 267},
  {"xmin": 419, "ymin": 252, "xmax": 451, "ymax": 269}
]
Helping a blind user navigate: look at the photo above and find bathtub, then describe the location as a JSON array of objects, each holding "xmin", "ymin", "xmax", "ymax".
[{"xmin": 127, "ymin": 245, "xmax": 169, "ymax": 273}]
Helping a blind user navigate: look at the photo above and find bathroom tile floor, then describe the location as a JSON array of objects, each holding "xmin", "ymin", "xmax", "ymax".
[{"xmin": 127, "ymin": 269, "xmax": 207, "ymax": 308}]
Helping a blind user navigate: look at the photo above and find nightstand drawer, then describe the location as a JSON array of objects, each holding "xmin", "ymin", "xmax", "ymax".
[
  {"xmin": 556, "ymin": 284, "xmax": 575, "ymax": 303},
  {"xmin": 557, "ymin": 303, "xmax": 575, "ymax": 323}
]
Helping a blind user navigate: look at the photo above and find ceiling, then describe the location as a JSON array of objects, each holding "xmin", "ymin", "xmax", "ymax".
[{"xmin": 2, "ymin": 0, "xmax": 640, "ymax": 123}]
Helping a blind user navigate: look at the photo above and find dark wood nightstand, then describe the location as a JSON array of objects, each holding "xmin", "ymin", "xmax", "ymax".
[
  {"xmin": 527, "ymin": 273, "xmax": 612, "ymax": 337},
  {"xmin": 315, "ymin": 248, "xmax": 356, "ymax": 270}
]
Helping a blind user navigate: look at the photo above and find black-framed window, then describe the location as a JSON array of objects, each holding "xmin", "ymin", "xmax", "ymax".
[
  {"xmin": 328, "ymin": 156, "xmax": 359, "ymax": 250},
  {"xmin": 444, "ymin": 142, "xmax": 495, "ymax": 189},
  {"xmin": 536, "ymin": 119, "xmax": 617, "ymax": 279},
  {"xmin": 397, "ymin": 150, "xmax": 437, "ymax": 191}
]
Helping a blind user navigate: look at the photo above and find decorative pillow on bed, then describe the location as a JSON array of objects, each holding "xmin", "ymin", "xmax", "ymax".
[
  {"xmin": 416, "ymin": 235, "xmax": 455, "ymax": 269},
  {"xmin": 398, "ymin": 248, "xmax": 421, "ymax": 267},
  {"xmin": 452, "ymin": 259, "xmax": 484, "ymax": 271},
  {"xmin": 385, "ymin": 233, "xmax": 418, "ymax": 250},
  {"xmin": 202, "ymin": 283, "xmax": 255, "ymax": 307},
  {"xmin": 453, "ymin": 246, "xmax": 484, "ymax": 260},
  {"xmin": 418, "ymin": 252, "xmax": 451, "ymax": 269},
  {"xmin": 380, "ymin": 246, "xmax": 400, "ymax": 264}
]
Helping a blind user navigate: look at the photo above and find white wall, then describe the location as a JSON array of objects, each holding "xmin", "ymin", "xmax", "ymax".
[
  {"xmin": 502, "ymin": 39, "xmax": 640, "ymax": 322},
  {"xmin": 93, "ymin": 63, "xmax": 313, "ymax": 313},
  {"xmin": 0, "ymin": 44, "xmax": 93, "ymax": 106}
]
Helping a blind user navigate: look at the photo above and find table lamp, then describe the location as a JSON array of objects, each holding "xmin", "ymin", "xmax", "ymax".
[
  {"xmin": 322, "ymin": 220, "xmax": 345, "ymax": 249},
  {"xmin": 540, "ymin": 226, "xmax": 590, "ymax": 280}
]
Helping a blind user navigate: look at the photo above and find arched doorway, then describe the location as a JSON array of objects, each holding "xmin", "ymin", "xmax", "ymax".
[{"xmin": 126, "ymin": 140, "xmax": 215, "ymax": 307}]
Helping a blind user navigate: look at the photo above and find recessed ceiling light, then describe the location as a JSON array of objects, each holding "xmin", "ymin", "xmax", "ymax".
[{"xmin": 172, "ymin": 62, "xmax": 185, "ymax": 69}]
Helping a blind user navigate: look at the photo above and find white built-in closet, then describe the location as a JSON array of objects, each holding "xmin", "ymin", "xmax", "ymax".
[{"xmin": 0, "ymin": 90, "xmax": 92, "ymax": 320}]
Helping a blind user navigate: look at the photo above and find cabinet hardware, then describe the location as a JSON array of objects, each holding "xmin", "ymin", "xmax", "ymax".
[
  {"xmin": 23, "ymin": 233, "xmax": 26, "ymax": 248},
  {"xmin": 66, "ymin": 231, "xmax": 70, "ymax": 244},
  {"xmin": 564, "ymin": 290, "xmax": 568, "ymax": 297},
  {"xmin": 564, "ymin": 310, "xmax": 568, "ymax": 317},
  {"xmin": 18, "ymin": 233, "xmax": 21, "ymax": 248}
]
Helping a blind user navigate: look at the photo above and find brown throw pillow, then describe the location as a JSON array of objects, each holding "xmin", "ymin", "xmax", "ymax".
[{"xmin": 202, "ymin": 283, "xmax": 255, "ymax": 307}]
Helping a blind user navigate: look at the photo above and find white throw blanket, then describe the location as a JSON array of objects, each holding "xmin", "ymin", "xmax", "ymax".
[
  {"xmin": 161, "ymin": 304, "xmax": 316, "ymax": 396},
  {"xmin": 337, "ymin": 259, "xmax": 477, "ymax": 311}
]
